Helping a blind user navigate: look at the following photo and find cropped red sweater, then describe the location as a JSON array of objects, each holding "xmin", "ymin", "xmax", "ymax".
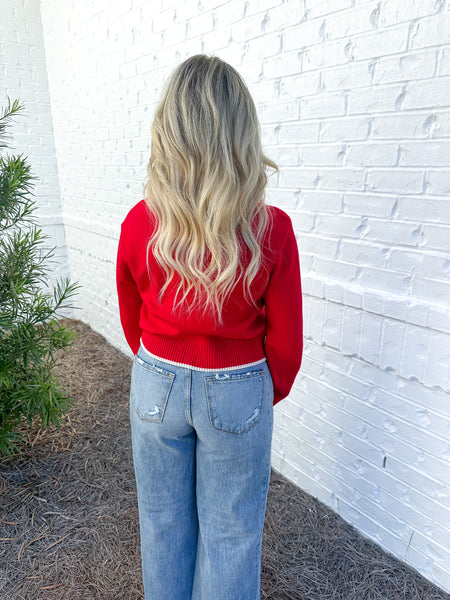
[{"xmin": 116, "ymin": 200, "xmax": 303, "ymax": 405}]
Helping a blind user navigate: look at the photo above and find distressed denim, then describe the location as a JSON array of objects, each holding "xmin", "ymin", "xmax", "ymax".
[{"xmin": 129, "ymin": 345, "xmax": 274, "ymax": 600}]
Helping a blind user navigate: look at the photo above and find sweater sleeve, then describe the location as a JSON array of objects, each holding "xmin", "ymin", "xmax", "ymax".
[
  {"xmin": 264, "ymin": 216, "xmax": 303, "ymax": 405},
  {"xmin": 116, "ymin": 222, "xmax": 143, "ymax": 355}
]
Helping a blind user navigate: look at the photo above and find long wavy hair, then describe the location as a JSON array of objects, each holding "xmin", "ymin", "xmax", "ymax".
[{"xmin": 144, "ymin": 54, "xmax": 277, "ymax": 322}]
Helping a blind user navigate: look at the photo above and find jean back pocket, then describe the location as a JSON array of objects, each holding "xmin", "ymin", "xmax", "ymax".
[
  {"xmin": 130, "ymin": 355, "xmax": 175, "ymax": 422},
  {"xmin": 205, "ymin": 370, "xmax": 265, "ymax": 435}
]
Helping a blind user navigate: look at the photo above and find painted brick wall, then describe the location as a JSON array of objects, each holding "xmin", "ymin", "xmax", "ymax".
[
  {"xmin": 12, "ymin": 0, "xmax": 450, "ymax": 591},
  {"xmin": 0, "ymin": 0, "xmax": 70, "ymax": 293}
]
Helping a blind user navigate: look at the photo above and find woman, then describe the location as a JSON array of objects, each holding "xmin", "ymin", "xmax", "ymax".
[{"xmin": 116, "ymin": 54, "xmax": 303, "ymax": 600}]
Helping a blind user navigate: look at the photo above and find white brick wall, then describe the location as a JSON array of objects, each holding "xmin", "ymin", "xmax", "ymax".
[
  {"xmin": 7, "ymin": 0, "xmax": 450, "ymax": 592},
  {"xmin": 0, "ymin": 0, "xmax": 70, "ymax": 298}
]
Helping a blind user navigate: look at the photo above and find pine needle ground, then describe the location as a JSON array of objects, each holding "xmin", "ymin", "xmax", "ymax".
[{"xmin": 0, "ymin": 320, "xmax": 448, "ymax": 600}]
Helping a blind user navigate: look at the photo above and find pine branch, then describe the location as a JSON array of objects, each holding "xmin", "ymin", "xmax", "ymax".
[
  {"xmin": 0, "ymin": 97, "xmax": 26, "ymax": 151},
  {"xmin": 0, "ymin": 155, "xmax": 38, "ymax": 229}
]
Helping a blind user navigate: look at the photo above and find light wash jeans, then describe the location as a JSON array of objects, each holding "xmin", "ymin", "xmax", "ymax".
[{"xmin": 129, "ymin": 344, "xmax": 274, "ymax": 600}]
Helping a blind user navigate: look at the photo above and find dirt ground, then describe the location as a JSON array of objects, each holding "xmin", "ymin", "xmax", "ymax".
[{"xmin": 1, "ymin": 319, "xmax": 448, "ymax": 600}]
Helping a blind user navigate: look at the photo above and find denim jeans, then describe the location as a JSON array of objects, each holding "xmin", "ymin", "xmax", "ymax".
[{"xmin": 129, "ymin": 345, "xmax": 274, "ymax": 600}]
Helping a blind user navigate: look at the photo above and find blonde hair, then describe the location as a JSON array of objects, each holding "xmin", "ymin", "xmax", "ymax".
[{"xmin": 144, "ymin": 54, "xmax": 277, "ymax": 322}]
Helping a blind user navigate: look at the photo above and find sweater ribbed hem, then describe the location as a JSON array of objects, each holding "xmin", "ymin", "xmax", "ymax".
[
  {"xmin": 140, "ymin": 332, "xmax": 266, "ymax": 370},
  {"xmin": 140, "ymin": 342, "xmax": 267, "ymax": 371}
]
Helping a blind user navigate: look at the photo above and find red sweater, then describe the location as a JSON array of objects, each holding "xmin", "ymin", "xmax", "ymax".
[{"xmin": 116, "ymin": 199, "xmax": 303, "ymax": 405}]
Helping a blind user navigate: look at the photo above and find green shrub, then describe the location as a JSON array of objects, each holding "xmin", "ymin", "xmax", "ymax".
[{"xmin": 0, "ymin": 97, "xmax": 80, "ymax": 455}]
